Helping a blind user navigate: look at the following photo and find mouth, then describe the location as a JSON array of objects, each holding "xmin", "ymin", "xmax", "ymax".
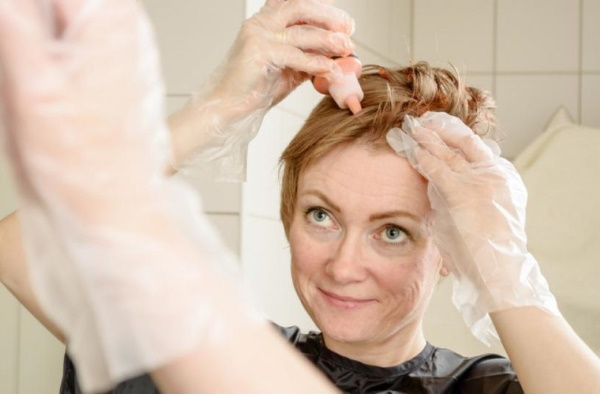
[{"xmin": 318, "ymin": 288, "xmax": 376, "ymax": 310}]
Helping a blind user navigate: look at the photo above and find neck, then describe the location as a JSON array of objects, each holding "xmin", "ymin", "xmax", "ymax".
[{"xmin": 322, "ymin": 320, "xmax": 427, "ymax": 367}]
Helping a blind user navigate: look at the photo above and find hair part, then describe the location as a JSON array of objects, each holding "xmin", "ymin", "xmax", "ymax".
[{"xmin": 279, "ymin": 61, "xmax": 498, "ymax": 237}]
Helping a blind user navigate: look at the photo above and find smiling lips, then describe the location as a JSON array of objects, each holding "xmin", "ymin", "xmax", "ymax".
[{"xmin": 319, "ymin": 288, "xmax": 376, "ymax": 310}]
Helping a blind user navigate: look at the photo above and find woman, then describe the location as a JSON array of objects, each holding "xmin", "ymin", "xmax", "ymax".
[{"xmin": 1, "ymin": 1, "xmax": 599, "ymax": 393}]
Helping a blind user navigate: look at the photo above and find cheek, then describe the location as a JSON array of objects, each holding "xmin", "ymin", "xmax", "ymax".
[
  {"xmin": 289, "ymin": 220, "xmax": 324, "ymax": 278},
  {"xmin": 375, "ymin": 244, "xmax": 442, "ymax": 302}
]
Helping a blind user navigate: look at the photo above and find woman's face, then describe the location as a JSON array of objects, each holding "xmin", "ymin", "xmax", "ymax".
[{"xmin": 289, "ymin": 141, "xmax": 446, "ymax": 347}]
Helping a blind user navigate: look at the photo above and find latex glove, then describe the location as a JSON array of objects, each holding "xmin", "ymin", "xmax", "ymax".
[
  {"xmin": 386, "ymin": 112, "xmax": 560, "ymax": 346},
  {"xmin": 0, "ymin": 1, "xmax": 258, "ymax": 391},
  {"xmin": 172, "ymin": 0, "xmax": 355, "ymax": 181}
]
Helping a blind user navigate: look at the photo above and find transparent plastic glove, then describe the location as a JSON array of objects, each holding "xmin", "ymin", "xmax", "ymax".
[
  {"xmin": 172, "ymin": 0, "xmax": 355, "ymax": 181},
  {"xmin": 386, "ymin": 112, "xmax": 559, "ymax": 346},
  {"xmin": 0, "ymin": 1, "xmax": 261, "ymax": 392}
]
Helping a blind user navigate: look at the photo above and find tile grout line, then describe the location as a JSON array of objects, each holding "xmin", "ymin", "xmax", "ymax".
[
  {"xmin": 410, "ymin": 0, "xmax": 415, "ymax": 61},
  {"xmin": 203, "ymin": 211, "xmax": 243, "ymax": 216},
  {"xmin": 243, "ymin": 213, "xmax": 283, "ymax": 222},
  {"xmin": 239, "ymin": 182, "xmax": 246, "ymax": 267},
  {"xmin": 492, "ymin": 0, "xmax": 499, "ymax": 97},
  {"xmin": 16, "ymin": 305, "xmax": 21, "ymax": 394},
  {"xmin": 465, "ymin": 70, "xmax": 597, "ymax": 76},
  {"xmin": 578, "ymin": 0, "xmax": 584, "ymax": 123},
  {"xmin": 353, "ymin": 39, "xmax": 402, "ymax": 66}
]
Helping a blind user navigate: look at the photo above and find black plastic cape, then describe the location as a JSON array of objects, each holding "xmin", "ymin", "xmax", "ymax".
[{"xmin": 60, "ymin": 324, "xmax": 523, "ymax": 393}]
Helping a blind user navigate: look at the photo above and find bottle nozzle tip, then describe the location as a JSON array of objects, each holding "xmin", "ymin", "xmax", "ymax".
[{"xmin": 346, "ymin": 96, "xmax": 362, "ymax": 115}]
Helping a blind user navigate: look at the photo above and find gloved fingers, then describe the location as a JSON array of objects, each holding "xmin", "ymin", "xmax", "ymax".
[
  {"xmin": 412, "ymin": 145, "xmax": 455, "ymax": 185},
  {"xmin": 277, "ymin": 0, "xmax": 354, "ymax": 36},
  {"xmin": 59, "ymin": 1, "xmax": 142, "ymax": 48},
  {"xmin": 430, "ymin": 125, "xmax": 495, "ymax": 165},
  {"xmin": 0, "ymin": 0, "xmax": 48, "ymax": 80},
  {"xmin": 52, "ymin": 0, "xmax": 86, "ymax": 34},
  {"xmin": 418, "ymin": 112, "xmax": 496, "ymax": 164},
  {"xmin": 409, "ymin": 125, "xmax": 471, "ymax": 174},
  {"xmin": 282, "ymin": 24, "xmax": 354, "ymax": 58},
  {"xmin": 270, "ymin": 44, "xmax": 342, "ymax": 78}
]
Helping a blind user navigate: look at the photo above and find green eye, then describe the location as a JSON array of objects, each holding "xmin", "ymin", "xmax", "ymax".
[
  {"xmin": 305, "ymin": 208, "xmax": 335, "ymax": 229},
  {"xmin": 312, "ymin": 209, "xmax": 328, "ymax": 222},
  {"xmin": 380, "ymin": 225, "xmax": 407, "ymax": 244}
]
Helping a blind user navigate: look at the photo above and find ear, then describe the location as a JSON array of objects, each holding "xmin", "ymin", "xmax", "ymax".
[
  {"xmin": 433, "ymin": 247, "xmax": 450, "ymax": 277},
  {"xmin": 437, "ymin": 254, "xmax": 450, "ymax": 277},
  {"xmin": 439, "ymin": 263, "xmax": 450, "ymax": 277}
]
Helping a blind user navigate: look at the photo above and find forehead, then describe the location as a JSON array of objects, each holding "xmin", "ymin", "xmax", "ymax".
[{"xmin": 297, "ymin": 141, "xmax": 431, "ymax": 217}]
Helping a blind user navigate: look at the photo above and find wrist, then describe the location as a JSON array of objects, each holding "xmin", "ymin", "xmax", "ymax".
[{"xmin": 168, "ymin": 91, "xmax": 268, "ymax": 169}]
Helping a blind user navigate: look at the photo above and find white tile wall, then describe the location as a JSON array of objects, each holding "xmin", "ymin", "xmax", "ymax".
[
  {"xmin": 495, "ymin": 75, "xmax": 579, "ymax": 158},
  {"xmin": 240, "ymin": 216, "xmax": 316, "ymax": 331},
  {"xmin": 336, "ymin": 0, "xmax": 411, "ymax": 65},
  {"xmin": 243, "ymin": 109, "xmax": 285, "ymax": 220},
  {"xmin": 174, "ymin": 172, "xmax": 242, "ymax": 214},
  {"xmin": 582, "ymin": 75, "xmax": 600, "ymax": 127},
  {"xmin": 414, "ymin": 0, "xmax": 495, "ymax": 73},
  {"xmin": 497, "ymin": 0, "xmax": 580, "ymax": 72},
  {"xmin": 278, "ymin": 82, "xmax": 323, "ymax": 118},
  {"xmin": 243, "ymin": 108, "xmax": 307, "ymax": 220},
  {"xmin": 0, "ymin": 131, "xmax": 20, "ymax": 394},
  {"xmin": 17, "ymin": 311, "xmax": 63, "ymax": 394},
  {"xmin": 388, "ymin": 1, "xmax": 413, "ymax": 65},
  {"xmin": 166, "ymin": 96, "xmax": 242, "ymax": 214},
  {"xmin": 583, "ymin": 0, "xmax": 600, "ymax": 71},
  {"xmin": 463, "ymin": 74, "xmax": 495, "ymax": 96},
  {"xmin": 354, "ymin": 43, "xmax": 401, "ymax": 68},
  {"xmin": 336, "ymin": 0, "xmax": 388, "ymax": 55},
  {"xmin": 0, "ymin": 155, "xmax": 17, "ymax": 218},
  {"xmin": 0, "ymin": 287, "xmax": 19, "ymax": 394},
  {"xmin": 424, "ymin": 278, "xmax": 506, "ymax": 357},
  {"xmin": 143, "ymin": 0, "xmax": 245, "ymax": 94},
  {"xmin": 207, "ymin": 213, "xmax": 241, "ymax": 255}
]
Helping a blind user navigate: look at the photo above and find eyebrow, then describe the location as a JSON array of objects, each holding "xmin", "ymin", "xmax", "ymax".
[
  {"xmin": 368, "ymin": 210, "xmax": 420, "ymax": 223},
  {"xmin": 300, "ymin": 189, "xmax": 421, "ymax": 223},
  {"xmin": 301, "ymin": 189, "xmax": 342, "ymax": 214}
]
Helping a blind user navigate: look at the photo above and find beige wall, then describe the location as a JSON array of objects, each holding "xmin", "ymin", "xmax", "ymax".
[{"xmin": 1, "ymin": 0, "xmax": 598, "ymax": 392}]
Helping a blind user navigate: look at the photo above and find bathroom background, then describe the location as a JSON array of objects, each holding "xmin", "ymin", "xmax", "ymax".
[{"xmin": 1, "ymin": 0, "xmax": 598, "ymax": 392}]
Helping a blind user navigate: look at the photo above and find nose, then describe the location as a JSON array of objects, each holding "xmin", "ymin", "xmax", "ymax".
[{"xmin": 324, "ymin": 231, "xmax": 368, "ymax": 284}]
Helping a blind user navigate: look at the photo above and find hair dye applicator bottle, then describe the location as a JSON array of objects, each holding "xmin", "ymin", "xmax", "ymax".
[{"xmin": 312, "ymin": 54, "xmax": 363, "ymax": 114}]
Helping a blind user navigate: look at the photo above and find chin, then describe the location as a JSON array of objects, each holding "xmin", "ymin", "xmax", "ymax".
[{"xmin": 314, "ymin": 312, "xmax": 377, "ymax": 344}]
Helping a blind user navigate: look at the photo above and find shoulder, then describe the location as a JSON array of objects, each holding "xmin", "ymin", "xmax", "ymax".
[
  {"xmin": 271, "ymin": 323, "xmax": 303, "ymax": 342},
  {"xmin": 429, "ymin": 347, "xmax": 523, "ymax": 393},
  {"xmin": 271, "ymin": 323, "xmax": 323, "ymax": 364},
  {"xmin": 271, "ymin": 323, "xmax": 319, "ymax": 345}
]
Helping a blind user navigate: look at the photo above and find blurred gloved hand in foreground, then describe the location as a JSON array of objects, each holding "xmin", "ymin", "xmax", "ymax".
[
  {"xmin": 387, "ymin": 112, "xmax": 560, "ymax": 346},
  {"xmin": 170, "ymin": 0, "xmax": 355, "ymax": 180},
  {"xmin": 0, "ymin": 1, "xmax": 259, "ymax": 391}
]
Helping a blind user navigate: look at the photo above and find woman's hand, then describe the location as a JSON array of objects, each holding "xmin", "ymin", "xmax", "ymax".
[
  {"xmin": 0, "ymin": 0, "xmax": 168, "ymax": 208},
  {"xmin": 170, "ymin": 0, "xmax": 355, "ymax": 180},
  {"xmin": 387, "ymin": 112, "xmax": 559, "ymax": 345},
  {"xmin": 217, "ymin": 0, "xmax": 355, "ymax": 109},
  {"xmin": 0, "ymin": 1, "xmax": 215, "ymax": 391}
]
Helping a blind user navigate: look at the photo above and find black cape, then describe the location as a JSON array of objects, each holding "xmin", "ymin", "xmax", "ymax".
[{"xmin": 60, "ymin": 325, "xmax": 523, "ymax": 393}]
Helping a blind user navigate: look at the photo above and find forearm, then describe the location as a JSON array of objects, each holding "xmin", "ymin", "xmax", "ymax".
[
  {"xmin": 491, "ymin": 306, "xmax": 600, "ymax": 394},
  {"xmin": 167, "ymin": 92, "xmax": 238, "ymax": 170}
]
